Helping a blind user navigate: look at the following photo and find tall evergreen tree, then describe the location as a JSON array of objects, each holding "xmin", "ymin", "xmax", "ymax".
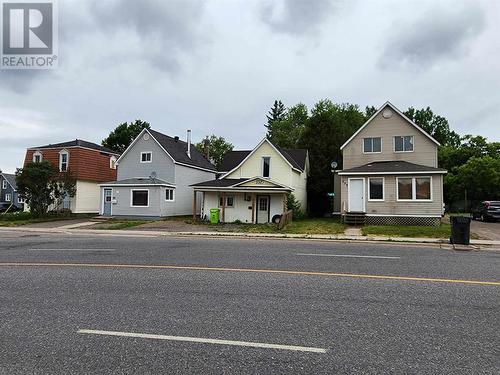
[{"xmin": 265, "ymin": 100, "xmax": 286, "ymax": 143}]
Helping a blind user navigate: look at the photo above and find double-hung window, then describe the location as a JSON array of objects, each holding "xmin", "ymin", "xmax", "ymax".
[
  {"xmin": 368, "ymin": 178, "xmax": 384, "ymax": 201},
  {"xmin": 2, "ymin": 180, "xmax": 6, "ymax": 189},
  {"xmin": 141, "ymin": 152, "xmax": 152, "ymax": 163},
  {"xmin": 363, "ymin": 137, "xmax": 382, "ymax": 153},
  {"xmin": 397, "ymin": 177, "xmax": 431, "ymax": 201},
  {"xmin": 33, "ymin": 151, "xmax": 42, "ymax": 163},
  {"xmin": 262, "ymin": 157, "xmax": 270, "ymax": 178},
  {"xmin": 59, "ymin": 150, "xmax": 69, "ymax": 172},
  {"xmin": 394, "ymin": 136, "xmax": 414, "ymax": 152},
  {"xmin": 165, "ymin": 189, "xmax": 175, "ymax": 201},
  {"xmin": 5, "ymin": 193, "xmax": 12, "ymax": 202}
]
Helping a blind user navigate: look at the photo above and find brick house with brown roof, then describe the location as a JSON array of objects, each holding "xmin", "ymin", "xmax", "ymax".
[{"xmin": 24, "ymin": 139, "xmax": 120, "ymax": 213}]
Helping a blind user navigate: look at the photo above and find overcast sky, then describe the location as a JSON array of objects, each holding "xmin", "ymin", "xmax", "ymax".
[{"xmin": 1, "ymin": 0, "xmax": 499, "ymax": 173}]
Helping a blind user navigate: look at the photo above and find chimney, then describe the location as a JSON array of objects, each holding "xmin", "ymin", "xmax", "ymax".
[
  {"xmin": 174, "ymin": 136, "xmax": 179, "ymax": 142},
  {"xmin": 186, "ymin": 130, "xmax": 192, "ymax": 158}
]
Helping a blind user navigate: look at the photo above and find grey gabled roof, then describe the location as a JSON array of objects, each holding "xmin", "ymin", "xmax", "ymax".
[
  {"xmin": 219, "ymin": 147, "xmax": 307, "ymax": 172},
  {"xmin": 339, "ymin": 161, "xmax": 447, "ymax": 174},
  {"xmin": 30, "ymin": 139, "xmax": 119, "ymax": 155},
  {"xmin": 1, "ymin": 173, "xmax": 17, "ymax": 190},
  {"xmin": 148, "ymin": 129, "xmax": 216, "ymax": 171}
]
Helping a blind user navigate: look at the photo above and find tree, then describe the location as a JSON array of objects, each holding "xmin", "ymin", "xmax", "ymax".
[
  {"xmin": 15, "ymin": 161, "xmax": 76, "ymax": 218},
  {"xmin": 365, "ymin": 105, "xmax": 377, "ymax": 119},
  {"xmin": 298, "ymin": 100, "xmax": 365, "ymax": 215},
  {"xmin": 265, "ymin": 100, "xmax": 286, "ymax": 135},
  {"xmin": 404, "ymin": 107, "xmax": 460, "ymax": 147},
  {"xmin": 286, "ymin": 193, "xmax": 304, "ymax": 219},
  {"xmin": 195, "ymin": 135, "xmax": 234, "ymax": 170},
  {"xmin": 102, "ymin": 119, "xmax": 150, "ymax": 153},
  {"xmin": 266, "ymin": 103, "xmax": 309, "ymax": 149}
]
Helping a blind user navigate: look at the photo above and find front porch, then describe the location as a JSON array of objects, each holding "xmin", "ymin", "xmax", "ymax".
[{"xmin": 191, "ymin": 177, "xmax": 292, "ymax": 224}]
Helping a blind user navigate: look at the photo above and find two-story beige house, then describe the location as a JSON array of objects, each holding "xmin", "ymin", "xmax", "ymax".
[
  {"xmin": 338, "ymin": 102, "xmax": 446, "ymax": 226},
  {"xmin": 191, "ymin": 138, "xmax": 309, "ymax": 223}
]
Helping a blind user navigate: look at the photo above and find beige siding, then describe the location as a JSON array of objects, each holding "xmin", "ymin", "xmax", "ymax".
[
  {"xmin": 343, "ymin": 109, "xmax": 438, "ymax": 169},
  {"xmin": 340, "ymin": 175, "xmax": 443, "ymax": 216},
  {"xmin": 75, "ymin": 180, "xmax": 100, "ymax": 213},
  {"xmin": 225, "ymin": 140, "xmax": 307, "ymax": 210}
]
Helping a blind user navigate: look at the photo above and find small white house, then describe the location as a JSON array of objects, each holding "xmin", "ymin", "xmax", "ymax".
[{"xmin": 192, "ymin": 138, "xmax": 309, "ymax": 223}]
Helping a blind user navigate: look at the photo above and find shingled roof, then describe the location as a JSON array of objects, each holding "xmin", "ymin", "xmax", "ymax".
[
  {"xmin": 148, "ymin": 129, "xmax": 216, "ymax": 171},
  {"xmin": 1, "ymin": 173, "xmax": 17, "ymax": 190},
  {"xmin": 338, "ymin": 161, "xmax": 447, "ymax": 175},
  {"xmin": 30, "ymin": 139, "xmax": 119, "ymax": 155},
  {"xmin": 219, "ymin": 146, "xmax": 307, "ymax": 172}
]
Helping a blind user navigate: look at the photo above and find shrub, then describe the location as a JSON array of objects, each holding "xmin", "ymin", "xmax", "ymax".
[{"xmin": 286, "ymin": 194, "xmax": 305, "ymax": 219}]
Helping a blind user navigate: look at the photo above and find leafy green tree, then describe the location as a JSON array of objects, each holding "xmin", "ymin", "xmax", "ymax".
[
  {"xmin": 365, "ymin": 105, "xmax": 377, "ymax": 119},
  {"xmin": 445, "ymin": 156, "xmax": 500, "ymax": 204},
  {"xmin": 102, "ymin": 119, "xmax": 150, "ymax": 153},
  {"xmin": 286, "ymin": 193, "xmax": 304, "ymax": 219},
  {"xmin": 266, "ymin": 103, "xmax": 309, "ymax": 148},
  {"xmin": 15, "ymin": 161, "xmax": 76, "ymax": 218},
  {"xmin": 299, "ymin": 100, "xmax": 365, "ymax": 215},
  {"xmin": 195, "ymin": 135, "xmax": 234, "ymax": 170},
  {"xmin": 404, "ymin": 107, "xmax": 460, "ymax": 147}
]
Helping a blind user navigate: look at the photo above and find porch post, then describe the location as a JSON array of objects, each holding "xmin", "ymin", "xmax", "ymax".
[
  {"xmin": 192, "ymin": 190, "xmax": 197, "ymax": 221},
  {"xmin": 251, "ymin": 193, "xmax": 256, "ymax": 224},
  {"xmin": 221, "ymin": 192, "xmax": 226, "ymax": 223}
]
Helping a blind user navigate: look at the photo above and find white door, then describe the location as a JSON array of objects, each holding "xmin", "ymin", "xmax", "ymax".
[
  {"xmin": 257, "ymin": 196, "xmax": 270, "ymax": 223},
  {"xmin": 348, "ymin": 178, "xmax": 364, "ymax": 212}
]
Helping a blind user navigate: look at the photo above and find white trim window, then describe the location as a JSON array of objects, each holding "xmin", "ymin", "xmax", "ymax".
[
  {"xmin": 33, "ymin": 151, "xmax": 43, "ymax": 163},
  {"xmin": 394, "ymin": 136, "xmax": 414, "ymax": 152},
  {"xmin": 368, "ymin": 177, "xmax": 384, "ymax": 201},
  {"xmin": 140, "ymin": 152, "xmax": 152, "ymax": 163},
  {"xmin": 110, "ymin": 156, "xmax": 117, "ymax": 169},
  {"xmin": 262, "ymin": 156, "xmax": 271, "ymax": 178},
  {"xmin": 131, "ymin": 189, "xmax": 149, "ymax": 207},
  {"xmin": 59, "ymin": 150, "xmax": 69, "ymax": 172},
  {"xmin": 5, "ymin": 193, "xmax": 12, "ymax": 202},
  {"xmin": 219, "ymin": 196, "xmax": 234, "ymax": 207},
  {"xmin": 165, "ymin": 188, "xmax": 175, "ymax": 201},
  {"xmin": 18, "ymin": 197, "xmax": 24, "ymax": 204},
  {"xmin": 2, "ymin": 180, "xmax": 6, "ymax": 189},
  {"xmin": 363, "ymin": 137, "xmax": 382, "ymax": 153},
  {"xmin": 397, "ymin": 177, "xmax": 432, "ymax": 201}
]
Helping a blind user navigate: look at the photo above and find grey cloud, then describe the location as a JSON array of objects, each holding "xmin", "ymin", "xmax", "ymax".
[
  {"xmin": 379, "ymin": 3, "xmax": 485, "ymax": 69},
  {"xmin": 260, "ymin": 0, "xmax": 335, "ymax": 36},
  {"xmin": 0, "ymin": 70, "xmax": 54, "ymax": 94}
]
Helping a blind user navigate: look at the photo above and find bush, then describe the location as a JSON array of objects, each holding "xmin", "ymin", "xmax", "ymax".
[
  {"xmin": 287, "ymin": 194, "xmax": 305, "ymax": 219},
  {"xmin": 0, "ymin": 211, "xmax": 33, "ymax": 221}
]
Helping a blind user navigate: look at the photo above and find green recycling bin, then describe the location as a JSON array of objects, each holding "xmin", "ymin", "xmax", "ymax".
[{"xmin": 210, "ymin": 208, "xmax": 220, "ymax": 224}]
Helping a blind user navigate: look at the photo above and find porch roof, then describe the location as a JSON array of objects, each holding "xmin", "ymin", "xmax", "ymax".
[
  {"xmin": 191, "ymin": 178, "xmax": 292, "ymax": 193},
  {"xmin": 338, "ymin": 161, "xmax": 447, "ymax": 175}
]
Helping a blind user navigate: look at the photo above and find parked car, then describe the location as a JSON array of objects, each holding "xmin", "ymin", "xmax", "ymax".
[{"xmin": 472, "ymin": 201, "xmax": 500, "ymax": 222}]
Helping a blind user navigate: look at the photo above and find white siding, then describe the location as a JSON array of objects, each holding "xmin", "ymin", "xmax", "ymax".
[{"xmin": 74, "ymin": 180, "xmax": 100, "ymax": 213}]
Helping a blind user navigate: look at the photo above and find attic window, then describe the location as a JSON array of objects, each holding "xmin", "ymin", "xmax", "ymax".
[
  {"xmin": 262, "ymin": 157, "xmax": 270, "ymax": 178},
  {"xmin": 110, "ymin": 156, "xmax": 117, "ymax": 169},
  {"xmin": 141, "ymin": 152, "xmax": 152, "ymax": 163}
]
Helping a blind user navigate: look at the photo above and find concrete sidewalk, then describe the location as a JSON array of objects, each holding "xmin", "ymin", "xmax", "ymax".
[{"xmin": 1, "ymin": 226, "xmax": 499, "ymax": 249}]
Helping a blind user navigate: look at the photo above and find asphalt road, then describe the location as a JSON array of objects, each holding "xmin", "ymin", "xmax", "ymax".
[{"xmin": 0, "ymin": 231, "xmax": 499, "ymax": 374}]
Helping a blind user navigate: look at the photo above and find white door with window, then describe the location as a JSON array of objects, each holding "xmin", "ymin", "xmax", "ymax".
[
  {"xmin": 257, "ymin": 196, "xmax": 270, "ymax": 223},
  {"xmin": 348, "ymin": 178, "xmax": 365, "ymax": 212},
  {"xmin": 103, "ymin": 189, "xmax": 112, "ymax": 216}
]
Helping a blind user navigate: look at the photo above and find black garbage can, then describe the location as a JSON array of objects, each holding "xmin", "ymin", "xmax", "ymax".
[{"xmin": 450, "ymin": 216, "xmax": 471, "ymax": 245}]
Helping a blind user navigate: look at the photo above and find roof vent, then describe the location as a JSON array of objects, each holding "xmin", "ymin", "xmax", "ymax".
[{"xmin": 174, "ymin": 136, "xmax": 179, "ymax": 142}]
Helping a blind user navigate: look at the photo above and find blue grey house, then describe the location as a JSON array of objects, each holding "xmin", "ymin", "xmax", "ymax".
[
  {"xmin": 0, "ymin": 171, "xmax": 23, "ymax": 211},
  {"xmin": 99, "ymin": 129, "xmax": 216, "ymax": 217}
]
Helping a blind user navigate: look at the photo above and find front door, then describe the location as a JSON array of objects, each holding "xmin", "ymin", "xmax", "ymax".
[
  {"xmin": 348, "ymin": 178, "xmax": 364, "ymax": 212},
  {"xmin": 103, "ymin": 188, "xmax": 112, "ymax": 216},
  {"xmin": 257, "ymin": 195, "xmax": 270, "ymax": 223}
]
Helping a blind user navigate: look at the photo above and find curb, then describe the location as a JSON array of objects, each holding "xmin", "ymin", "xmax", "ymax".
[{"xmin": 2, "ymin": 226, "xmax": 499, "ymax": 249}]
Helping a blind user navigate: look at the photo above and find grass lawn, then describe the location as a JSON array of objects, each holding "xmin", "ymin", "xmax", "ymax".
[
  {"xmin": 362, "ymin": 224, "xmax": 452, "ymax": 238},
  {"xmin": 214, "ymin": 218, "xmax": 347, "ymax": 235},
  {"xmin": 0, "ymin": 213, "xmax": 94, "ymax": 227},
  {"xmin": 90, "ymin": 220, "xmax": 149, "ymax": 230}
]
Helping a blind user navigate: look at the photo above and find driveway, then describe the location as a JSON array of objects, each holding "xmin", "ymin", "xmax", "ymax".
[{"xmin": 471, "ymin": 219, "xmax": 500, "ymax": 240}]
